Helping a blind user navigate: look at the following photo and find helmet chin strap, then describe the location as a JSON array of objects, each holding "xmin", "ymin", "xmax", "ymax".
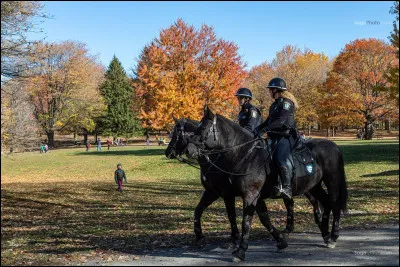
[
  {"xmin": 272, "ymin": 89, "xmax": 281, "ymax": 99},
  {"xmin": 240, "ymin": 98, "xmax": 250, "ymax": 107}
]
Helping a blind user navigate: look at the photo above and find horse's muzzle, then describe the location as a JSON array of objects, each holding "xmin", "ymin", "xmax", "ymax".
[{"xmin": 185, "ymin": 143, "xmax": 199, "ymax": 160}]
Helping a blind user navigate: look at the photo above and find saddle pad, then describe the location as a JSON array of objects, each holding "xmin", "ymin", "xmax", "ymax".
[{"xmin": 292, "ymin": 144, "xmax": 315, "ymax": 178}]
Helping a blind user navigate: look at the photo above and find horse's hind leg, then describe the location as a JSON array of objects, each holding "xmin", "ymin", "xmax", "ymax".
[
  {"xmin": 223, "ymin": 194, "xmax": 240, "ymax": 247},
  {"xmin": 256, "ymin": 199, "xmax": 287, "ymax": 250},
  {"xmin": 194, "ymin": 190, "xmax": 219, "ymax": 244},
  {"xmin": 304, "ymin": 191, "xmax": 323, "ymax": 231},
  {"xmin": 328, "ymin": 204, "xmax": 341, "ymax": 248},
  {"xmin": 282, "ymin": 197, "xmax": 294, "ymax": 235},
  {"xmin": 282, "ymin": 192, "xmax": 322, "ymax": 236},
  {"xmin": 309, "ymin": 184, "xmax": 331, "ymax": 244}
]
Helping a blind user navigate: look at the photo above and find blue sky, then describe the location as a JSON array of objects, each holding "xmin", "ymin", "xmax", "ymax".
[{"xmin": 32, "ymin": 1, "xmax": 396, "ymax": 74}]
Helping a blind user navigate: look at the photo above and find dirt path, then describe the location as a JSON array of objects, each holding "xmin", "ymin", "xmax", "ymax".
[{"xmin": 77, "ymin": 224, "xmax": 398, "ymax": 266}]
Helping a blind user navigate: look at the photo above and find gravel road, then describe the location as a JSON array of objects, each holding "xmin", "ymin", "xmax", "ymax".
[{"xmin": 80, "ymin": 224, "xmax": 399, "ymax": 266}]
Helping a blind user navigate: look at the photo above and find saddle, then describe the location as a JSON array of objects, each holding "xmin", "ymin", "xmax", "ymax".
[
  {"xmin": 291, "ymin": 139, "xmax": 316, "ymax": 179},
  {"xmin": 261, "ymin": 137, "xmax": 316, "ymax": 198}
]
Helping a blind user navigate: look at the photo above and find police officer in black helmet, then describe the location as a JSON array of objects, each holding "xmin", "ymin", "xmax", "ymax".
[
  {"xmin": 235, "ymin": 88, "xmax": 261, "ymax": 133},
  {"xmin": 253, "ymin": 78, "xmax": 298, "ymax": 199}
]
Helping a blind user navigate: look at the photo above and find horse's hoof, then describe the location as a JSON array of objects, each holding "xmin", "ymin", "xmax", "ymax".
[
  {"xmin": 232, "ymin": 249, "xmax": 245, "ymax": 261},
  {"xmin": 277, "ymin": 240, "xmax": 288, "ymax": 250},
  {"xmin": 323, "ymin": 234, "xmax": 331, "ymax": 244},
  {"xmin": 232, "ymin": 256, "xmax": 242, "ymax": 263},
  {"xmin": 326, "ymin": 241, "xmax": 337, "ymax": 248}
]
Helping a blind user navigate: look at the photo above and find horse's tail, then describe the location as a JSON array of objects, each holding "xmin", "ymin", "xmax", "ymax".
[{"xmin": 338, "ymin": 151, "xmax": 349, "ymax": 215}]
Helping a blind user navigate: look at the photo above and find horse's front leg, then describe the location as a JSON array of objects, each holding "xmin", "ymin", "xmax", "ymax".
[
  {"xmin": 232, "ymin": 199, "xmax": 256, "ymax": 262},
  {"xmin": 223, "ymin": 194, "xmax": 240, "ymax": 248},
  {"xmin": 194, "ymin": 190, "xmax": 219, "ymax": 244}
]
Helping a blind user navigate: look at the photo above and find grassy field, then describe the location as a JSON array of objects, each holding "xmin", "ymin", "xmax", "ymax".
[{"xmin": 1, "ymin": 140, "xmax": 399, "ymax": 265}]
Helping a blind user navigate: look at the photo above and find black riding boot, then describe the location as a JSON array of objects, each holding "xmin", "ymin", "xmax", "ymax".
[{"xmin": 279, "ymin": 165, "xmax": 293, "ymax": 199}]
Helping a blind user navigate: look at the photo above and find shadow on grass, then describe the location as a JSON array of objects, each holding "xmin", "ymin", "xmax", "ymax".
[
  {"xmin": 360, "ymin": 170, "xmax": 399, "ymax": 177},
  {"xmin": 75, "ymin": 148, "xmax": 167, "ymax": 157},
  {"xmin": 2, "ymin": 182, "xmax": 398, "ymax": 260}
]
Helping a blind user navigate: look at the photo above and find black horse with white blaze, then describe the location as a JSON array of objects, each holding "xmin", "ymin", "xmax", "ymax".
[{"xmin": 185, "ymin": 106, "xmax": 348, "ymax": 261}]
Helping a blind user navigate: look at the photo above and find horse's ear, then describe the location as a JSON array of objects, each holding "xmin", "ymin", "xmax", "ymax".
[
  {"xmin": 172, "ymin": 115, "xmax": 179, "ymax": 124},
  {"xmin": 204, "ymin": 105, "xmax": 215, "ymax": 119},
  {"xmin": 203, "ymin": 104, "xmax": 208, "ymax": 115}
]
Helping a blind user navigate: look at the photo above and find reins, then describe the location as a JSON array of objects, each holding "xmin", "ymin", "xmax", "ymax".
[
  {"xmin": 169, "ymin": 118, "xmax": 281, "ymax": 177},
  {"xmin": 198, "ymin": 137, "xmax": 263, "ymax": 155},
  {"xmin": 199, "ymin": 138, "xmax": 276, "ymax": 176}
]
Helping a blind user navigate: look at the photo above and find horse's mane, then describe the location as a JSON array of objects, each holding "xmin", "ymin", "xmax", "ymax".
[
  {"xmin": 185, "ymin": 118, "xmax": 199, "ymax": 126},
  {"xmin": 216, "ymin": 114, "xmax": 254, "ymax": 139},
  {"xmin": 180, "ymin": 118, "xmax": 199, "ymax": 131}
]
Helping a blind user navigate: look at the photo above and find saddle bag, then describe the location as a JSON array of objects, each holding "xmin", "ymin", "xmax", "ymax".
[{"xmin": 292, "ymin": 144, "xmax": 316, "ymax": 178}]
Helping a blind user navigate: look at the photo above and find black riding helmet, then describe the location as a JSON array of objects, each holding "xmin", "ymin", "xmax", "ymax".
[
  {"xmin": 267, "ymin": 78, "xmax": 287, "ymax": 91},
  {"xmin": 235, "ymin": 88, "xmax": 252, "ymax": 99}
]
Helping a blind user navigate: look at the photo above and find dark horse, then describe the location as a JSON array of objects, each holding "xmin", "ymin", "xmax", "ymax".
[
  {"xmin": 185, "ymin": 106, "xmax": 348, "ymax": 261},
  {"xmin": 165, "ymin": 116, "xmax": 323, "ymax": 247}
]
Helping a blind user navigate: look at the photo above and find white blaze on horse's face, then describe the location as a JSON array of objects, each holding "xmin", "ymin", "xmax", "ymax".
[{"xmin": 198, "ymin": 114, "xmax": 219, "ymax": 150}]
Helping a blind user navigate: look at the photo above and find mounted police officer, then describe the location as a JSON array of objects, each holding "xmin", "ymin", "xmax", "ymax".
[
  {"xmin": 253, "ymin": 78, "xmax": 298, "ymax": 199},
  {"xmin": 235, "ymin": 87, "xmax": 261, "ymax": 133}
]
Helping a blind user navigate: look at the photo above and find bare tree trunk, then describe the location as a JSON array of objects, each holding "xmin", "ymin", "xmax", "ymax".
[
  {"xmin": 46, "ymin": 130, "xmax": 55, "ymax": 147},
  {"xmin": 364, "ymin": 121, "xmax": 375, "ymax": 140},
  {"xmin": 385, "ymin": 119, "xmax": 391, "ymax": 133},
  {"xmin": 308, "ymin": 125, "xmax": 311, "ymax": 138}
]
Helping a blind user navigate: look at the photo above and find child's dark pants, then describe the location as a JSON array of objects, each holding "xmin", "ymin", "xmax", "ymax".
[{"xmin": 117, "ymin": 180, "xmax": 123, "ymax": 191}]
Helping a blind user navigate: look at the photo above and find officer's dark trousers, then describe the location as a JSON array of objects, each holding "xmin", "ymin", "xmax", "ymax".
[
  {"xmin": 269, "ymin": 136, "xmax": 295, "ymax": 168},
  {"xmin": 269, "ymin": 136, "xmax": 295, "ymax": 195}
]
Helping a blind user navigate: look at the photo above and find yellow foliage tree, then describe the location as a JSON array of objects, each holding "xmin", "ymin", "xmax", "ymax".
[{"xmin": 25, "ymin": 41, "xmax": 105, "ymax": 147}]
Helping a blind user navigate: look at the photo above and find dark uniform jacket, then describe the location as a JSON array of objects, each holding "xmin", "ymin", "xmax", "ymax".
[
  {"xmin": 255, "ymin": 97, "xmax": 296, "ymax": 138},
  {"xmin": 238, "ymin": 102, "xmax": 262, "ymax": 133},
  {"xmin": 114, "ymin": 169, "xmax": 127, "ymax": 183}
]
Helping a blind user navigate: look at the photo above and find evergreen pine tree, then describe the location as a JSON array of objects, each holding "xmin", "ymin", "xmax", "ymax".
[{"xmin": 99, "ymin": 56, "xmax": 141, "ymax": 138}]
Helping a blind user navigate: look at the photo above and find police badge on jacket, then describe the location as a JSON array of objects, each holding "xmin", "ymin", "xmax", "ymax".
[{"xmin": 238, "ymin": 102, "xmax": 262, "ymax": 133}]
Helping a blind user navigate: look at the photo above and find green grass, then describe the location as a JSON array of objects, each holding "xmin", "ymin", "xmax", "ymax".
[{"xmin": 1, "ymin": 140, "xmax": 399, "ymax": 265}]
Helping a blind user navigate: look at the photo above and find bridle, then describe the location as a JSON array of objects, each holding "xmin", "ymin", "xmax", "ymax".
[
  {"xmin": 192, "ymin": 115, "xmax": 274, "ymax": 176},
  {"xmin": 197, "ymin": 115, "xmax": 219, "ymax": 146}
]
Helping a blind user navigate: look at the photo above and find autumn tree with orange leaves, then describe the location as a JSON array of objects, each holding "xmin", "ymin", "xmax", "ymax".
[
  {"xmin": 24, "ymin": 41, "xmax": 105, "ymax": 147},
  {"xmin": 272, "ymin": 46, "xmax": 331, "ymax": 134},
  {"xmin": 242, "ymin": 62, "xmax": 275, "ymax": 117},
  {"xmin": 322, "ymin": 38, "xmax": 397, "ymax": 140},
  {"xmin": 244, "ymin": 45, "xmax": 331, "ymax": 136},
  {"xmin": 135, "ymin": 19, "xmax": 247, "ymax": 130}
]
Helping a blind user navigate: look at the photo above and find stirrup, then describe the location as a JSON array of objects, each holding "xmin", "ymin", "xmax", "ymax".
[
  {"xmin": 274, "ymin": 185, "xmax": 282, "ymax": 197},
  {"xmin": 280, "ymin": 188, "xmax": 292, "ymax": 199}
]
